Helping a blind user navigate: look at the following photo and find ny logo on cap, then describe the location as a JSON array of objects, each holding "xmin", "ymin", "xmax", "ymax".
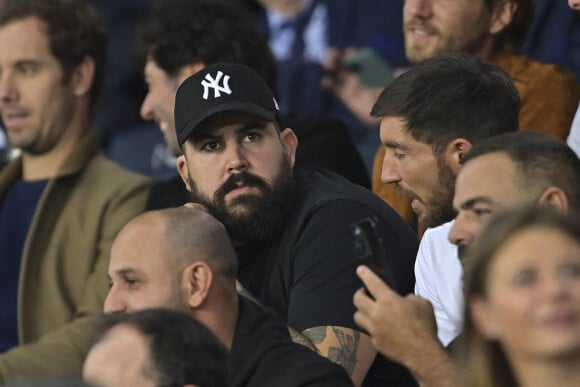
[{"xmin": 201, "ymin": 71, "xmax": 232, "ymax": 100}]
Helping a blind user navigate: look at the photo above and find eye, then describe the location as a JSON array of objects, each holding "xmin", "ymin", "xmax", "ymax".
[
  {"xmin": 393, "ymin": 150, "xmax": 406, "ymax": 160},
  {"xmin": 560, "ymin": 262, "xmax": 580, "ymax": 279},
  {"xmin": 473, "ymin": 207, "xmax": 492, "ymax": 218},
  {"xmin": 16, "ymin": 62, "xmax": 39, "ymax": 76},
  {"xmin": 122, "ymin": 277, "xmax": 140, "ymax": 289},
  {"xmin": 200, "ymin": 141, "xmax": 222, "ymax": 152},
  {"xmin": 242, "ymin": 132, "xmax": 261, "ymax": 143},
  {"xmin": 512, "ymin": 269, "xmax": 536, "ymax": 287}
]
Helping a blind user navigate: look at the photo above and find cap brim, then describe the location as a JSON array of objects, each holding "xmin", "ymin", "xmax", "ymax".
[{"xmin": 177, "ymin": 102, "xmax": 277, "ymax": 144}]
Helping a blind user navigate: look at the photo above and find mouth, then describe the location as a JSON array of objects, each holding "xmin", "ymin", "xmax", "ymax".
[
  {"xmin": 540, "ymin": 311, "xmax": 578, "ymax": 328},
  {"xmin": 226, "ymin": 182, "xmax": 257, "ymax": 198},
  {"xmin": 405, "ymin": 21, "xmax": 437, "ymax": 42},
  {"xmin": 2, "ymin": 110, "xmax": 29, "ymax": 129}
]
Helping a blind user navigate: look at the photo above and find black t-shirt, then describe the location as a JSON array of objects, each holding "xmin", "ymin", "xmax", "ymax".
[
  {"xmin": 231, "ymin": 296, "xmax": 354, "ymax": 387},
  {"xmin": 236, "ymin": 169, "xmax": 419, "ymax": 387}
]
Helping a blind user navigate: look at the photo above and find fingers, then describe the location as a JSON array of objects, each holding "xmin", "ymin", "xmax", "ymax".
[{"xmin": 356, "ymin": 265, "xmax": 395, "ymax": 300}]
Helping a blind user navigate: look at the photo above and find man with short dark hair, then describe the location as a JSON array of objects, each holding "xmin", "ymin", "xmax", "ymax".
[
  {"xmin": 84, "ymin": 308, "xmax": 230, "ymax": 387},
  {"xmin": 449, "ymin": 131, "xmax": 580, "ymax": 259},
  {"xmin": 174, "ymin": 62, "xmax": 419, "ymax": 387},
  {"xmin": 350, "ymin": 52, "xmax": 520, "ymax": 387},
  {"xmin": 0, "ymin": 0, "xmax": 151, "ymax": 382},
  {"xmin": 373, "ymin": 52, "xmax": 519, "ymax": 229}
]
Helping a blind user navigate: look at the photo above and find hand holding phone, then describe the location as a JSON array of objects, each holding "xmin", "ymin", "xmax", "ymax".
[{"xmin": 349, "ymin": 217, "xmax": 398, "ymax": 293}]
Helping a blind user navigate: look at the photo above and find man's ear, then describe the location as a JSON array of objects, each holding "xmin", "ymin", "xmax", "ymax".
[
  {"xmin": 489, "ymin": 0, "xmax": 517, "ymax": 35},
  {"xmin": 176, "ymin": 154, "xmax": 193, "ymax": 192},
  {"xmin": 444, "ymin": 138, "xmax": 472, "ymax": 173},
  {"xmin": 280, "ymin": 128, "xmax": 298, "ymax": 167},
  {"xmin": 538, "ymin": 187, "xmax": 569, "ymax": 214},
  {"xmin": 182, "ymin": 262, "xmax": 213, "ymax": 309},
  {"xmin": 469, "ymin": 295, "xmax": 501, "ymax": 340},
  {"xmin": 177, "ymin": 62, "xmax": 206, "ymax": 84},
  {"xmin": 72, "ymin": 55, "xmax": 95, "ymax": 97}
]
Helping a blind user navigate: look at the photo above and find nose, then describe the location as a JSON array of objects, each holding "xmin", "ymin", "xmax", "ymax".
[
  {"xmin": 381, "ymin": 154, "xmax": 402, "ymax": 184},
  {"xmin": 225, "ymin": 143, "xmax": 248, "ymax": 173},
  {"xmin": 139, "ymin": 92, "xmax": 154, "ymax": 122},
  {"xmin": 569, "ymin": 0, "xmax": 580, "ymax": 11},
  {"xmin": 404, "ymin": 0, "xmax": 433, "ymax": 18},
  {"xmin": 448, "ymin": 213, "xmax": 475, "ymax": 247},
  {"xmin": 103, "ymin": 288, "xmax": 126, "ymax": 313},
  {"xmin": 0, "ymin": 73, "xmax": 18, "ymax": 103},
  {"xmin": 540, "ymin": 275, "xmax": 569, "ymax": 302}
]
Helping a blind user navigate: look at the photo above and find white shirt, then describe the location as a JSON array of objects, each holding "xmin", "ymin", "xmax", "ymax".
[
  {"xmin": 567, "ymin": 102, "xmax": 580, "ymax": 158},
  {"xmin": 414, "ymin": 221, "xmax": 464, "ymax": 346}
]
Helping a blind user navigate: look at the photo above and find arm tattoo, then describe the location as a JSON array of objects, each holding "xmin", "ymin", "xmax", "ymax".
[
  {"xmin": 302, "ymin": 326, "xmax": 327, "ymax": 345},
  {"xmin": 288, "ymin": 327, "xmax": 318, "ymax": 352},
  {"xmin": 328, "ymin": 328, "xmax": 360, "ymax": 375}
]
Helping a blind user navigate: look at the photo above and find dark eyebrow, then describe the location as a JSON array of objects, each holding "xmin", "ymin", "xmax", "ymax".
[
  {"xmin": 384, "ymin": 141, "xmax": 409, "ymax": 151},
  {"xmin": 114, "ymin": 268, "xmax": 140, "ymax": 277},
  {"xmin": 458, "ymin": 196, "xmax": 497, "ymax": 210},
  {"xmin": 193, "ymin": 120, "xmax": 268, "ymax": 142}
]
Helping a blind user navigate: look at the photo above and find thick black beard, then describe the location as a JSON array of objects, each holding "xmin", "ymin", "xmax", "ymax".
[{"xmin": 187, "ymin": 158, "xmax": 294, "ymax": 244}]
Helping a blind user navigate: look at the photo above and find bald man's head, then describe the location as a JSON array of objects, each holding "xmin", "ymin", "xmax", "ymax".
[
  {"xmin": 105, "ymin": 207, "xmax": 238, "ymax": 313},
  {"xmin": 160, "ymin": 207, "xmax": 238, "ymax": 283}
]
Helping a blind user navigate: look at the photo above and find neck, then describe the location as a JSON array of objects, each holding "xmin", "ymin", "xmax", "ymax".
[
  {"xmin": 512, "ymin": 353, "xmax": 580, "ymax": 387},
  {"xmin": 21, "ymin": 111, "xmax": 90, "ymax": 181},
  {"xmin": 192, "ymin": 287, "xmax": 239, "ymax": 350},
  {"xmin": 472, "ymin": 35, "xmax": 497, "ymax": 62}
]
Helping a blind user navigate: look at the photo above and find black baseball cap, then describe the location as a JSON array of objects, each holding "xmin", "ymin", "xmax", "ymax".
[{"xmin": 174, "ymin": 63, "xmax": 281, "ymax": 145}]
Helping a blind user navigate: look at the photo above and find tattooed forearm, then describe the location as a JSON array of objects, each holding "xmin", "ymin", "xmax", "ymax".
[
  {"xmin": 288, "ymin": 327, "xmax": 318, "ymax": 352},
  {"xmin": 301, "ymin": 326, "xmax": 361, "ymax": 376},
  {"xmin": 302, "ymin": 326, "xmax": 327, "ymax": 345},
  {"xmin": 328, "ymin": 328, "xmax": 360, "ymax": 375}
]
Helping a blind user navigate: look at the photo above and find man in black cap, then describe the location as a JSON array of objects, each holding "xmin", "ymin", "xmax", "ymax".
[{"xmin": 174, "ymin": 62, "xmax": 419, "ymax": 387}]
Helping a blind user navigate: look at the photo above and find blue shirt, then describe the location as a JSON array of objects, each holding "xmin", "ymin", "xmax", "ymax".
[{"xmin": 0, "ymin": 179, "xmax": 47, "ymax": 351}]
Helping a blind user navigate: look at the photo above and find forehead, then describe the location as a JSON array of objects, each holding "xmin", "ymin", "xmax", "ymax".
[
  {"xmin": 455, "ymin": 152, "xmax": 520, "ymax": 203},
  {"xmin": 193, "ymin": 111, "xmax": 276, "ymax": 139},
  {"xmin": 109, "ymin": 222, "xmax": 169, "ymax": 272},
  {"xmin": 0, "ymin": 16, "xmax": 52, "ymax": 58},
  {"xmin": 380, "ymin": 116, "xmax": 423, "ymax": 148},
  {"xmin": 144, "ymin": 58, "xmax": 171, "ymax": 81},
  {"xmin": 489, "ymin": 227, "xmax": 580, "ymax": 278}
]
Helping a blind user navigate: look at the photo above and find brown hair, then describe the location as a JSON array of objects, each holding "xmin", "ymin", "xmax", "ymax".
[
  {"xmin": 457, "ymin": 206, "xmax": 580, "ymax": 387},
  {"xmin": 0, "ymin": 0, "xmax": 107, "ymax": 114}
]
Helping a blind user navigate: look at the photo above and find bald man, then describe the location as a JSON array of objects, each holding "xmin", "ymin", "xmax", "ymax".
[{"xmin": 103, "ymin": 207, "xmax": 353, "ymax": 387}]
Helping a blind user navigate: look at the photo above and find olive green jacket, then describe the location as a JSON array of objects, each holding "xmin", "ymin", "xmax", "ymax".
[{"xmin": 0, "ymin": 133, "xmax": 151, "ymax": 383}]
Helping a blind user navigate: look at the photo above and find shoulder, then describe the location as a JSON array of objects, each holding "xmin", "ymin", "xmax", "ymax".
[
  {"xmin": 294, "ymin": 169, "xmax": 404, "ymax": 221},
  {"xmin": 491, "ymin": 53, "xmax": 577, "ymax": 88},
  {"xmin": 417, "ymin": 222, "xmax": 457, "ymax": 265},
  {"xmin": 82, "ymin": 155, "xmax": 152, "ymax": 191}
]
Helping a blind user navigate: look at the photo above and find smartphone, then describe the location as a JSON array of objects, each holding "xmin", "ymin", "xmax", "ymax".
[
  {"xmin": 341, "ymin": 47, "xmax": 394, "ymax": 88},
  {"xmin": 349, "ymin": 217, "xmax": 398, "ymax": 293}
]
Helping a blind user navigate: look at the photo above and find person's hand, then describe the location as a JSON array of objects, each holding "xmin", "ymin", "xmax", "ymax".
[
  {"xmin": 353, "ymin": 265, "xmax": 438, "ymax": 364},
  {"xmin": 322, "ymin": 47, "xmax": 382, "ymax": 127}
]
